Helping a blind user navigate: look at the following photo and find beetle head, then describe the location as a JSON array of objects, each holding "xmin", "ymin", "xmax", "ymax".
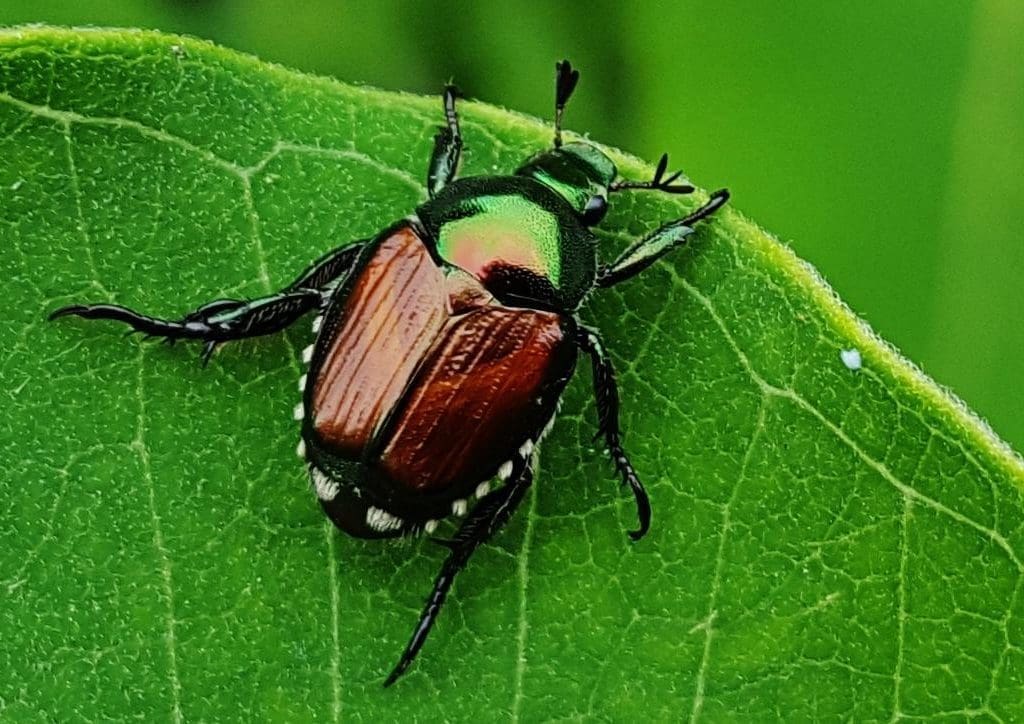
[{"xmin": 515, "ymin": 142, "xmax": 617, "ymax": 227}]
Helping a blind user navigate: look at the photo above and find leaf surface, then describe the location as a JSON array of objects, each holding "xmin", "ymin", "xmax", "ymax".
[{"xmin": 1, "ymin": 27, "xmax": 1023, "ymax": 722}]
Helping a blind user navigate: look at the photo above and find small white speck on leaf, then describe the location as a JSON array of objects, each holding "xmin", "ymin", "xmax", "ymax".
[
  {"xmin": 840, "ymin": 348, "xmax": 862, "ymax": 371},
  {"xmin": 10, "ymin": 179, "xmax": 24, "ymax": 191}
]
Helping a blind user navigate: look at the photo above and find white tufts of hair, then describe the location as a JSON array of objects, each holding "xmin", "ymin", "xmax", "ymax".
[
  {"xmin": 366, "ymin": 506, "xmax": 403, "ymax": 532},
  {"xmin": 310, "ymin": 466, "xmax": 339, "ymax": 501}
]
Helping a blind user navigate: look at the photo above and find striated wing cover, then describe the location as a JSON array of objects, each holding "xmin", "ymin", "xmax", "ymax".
[{"xmin": 380, "ymin": 307, "xmax": 576, "ymax": 492}]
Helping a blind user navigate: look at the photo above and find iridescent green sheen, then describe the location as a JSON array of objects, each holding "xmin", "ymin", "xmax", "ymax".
[
  {"xmin": 416, "ymin": 144, "xmax": 611, "ymax": 310},
  {"xmin": 516, "ymin": 142, "xmax": 617, "ymax": 214},
  {"xmin": 436, "ymin": 194, "xmax": 563, "ymax": 284},
  {"xmin": 530, "ymin": 169, "xmax": 591, "ymax": 212}
]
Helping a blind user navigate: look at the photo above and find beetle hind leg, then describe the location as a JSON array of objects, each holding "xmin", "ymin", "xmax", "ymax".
[{"xmin": 384, "ymin": 460, "xmax": 534, "ymax": 687}]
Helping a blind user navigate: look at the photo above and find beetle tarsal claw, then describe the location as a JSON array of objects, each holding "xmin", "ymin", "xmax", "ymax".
[{"xmin": 199, "ymin": 341, "xmax": 219, "ymax": 367}]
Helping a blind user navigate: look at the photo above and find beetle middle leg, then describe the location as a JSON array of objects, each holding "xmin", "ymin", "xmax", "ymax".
[
  {"xmin": 50, "ymin": 290, "xmax": 323, "ymax": 364},
  {"xmin": 384, "ymin": 460, "xmax": 534, "ymax": 687},
  {"xmin": 427, "ymin": 85, "xmax": 462, "ymax": 197},
  {"xmin": 282, "ymin": 241, "xmax": 365, "ymax": 292},
  {"xmin": 576, "ymin": 325, "xmax": 651, "ymax": 540},
  {"xmin": 49, "ymin": 241, "xmax": 365, "ymax": 363}
]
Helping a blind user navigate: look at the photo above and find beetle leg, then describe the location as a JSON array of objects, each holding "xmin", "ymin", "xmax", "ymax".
[
  {"xmin": 427, "ymin": 85, "xmax": 463, "ymax": 197},
  {"xmin": 49, "ymin": 241, "xmax": 366, "ymax": 359},
  {"xmin": 384, "ymin": 460, "xmax": 534, "ymax": 687},
  {"xmin": 596, "ymin": 189, "xmax": 730, "ymax": 288},
  {"xmin": 50, "ymin": 288, "xmax": 323, "ymax": 350},
  {"xmin": 576, "ymin": 325, "xmax": 651, "ymax": 541},
  {"xmin": 283, "ymin": 241, "xmax": 365, "ymax": 292}
]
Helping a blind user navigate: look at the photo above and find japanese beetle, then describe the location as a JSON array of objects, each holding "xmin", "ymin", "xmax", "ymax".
[{"xmin": 50, "ymin": 60, "xmax": 729, "ymax": 686}]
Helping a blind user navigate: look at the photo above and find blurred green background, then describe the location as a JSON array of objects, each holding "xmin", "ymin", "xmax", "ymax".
[{"xmin": 2, "ymin": 1, "xmax": 1021, "ymax": 449}]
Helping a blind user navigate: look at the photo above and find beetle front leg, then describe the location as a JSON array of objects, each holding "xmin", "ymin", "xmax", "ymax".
[
  {"xmin": 384, "ymin": 461, "xmax": 534, "ymax": 687},
  {"xmin": 576, "ymin": 325, "xmax": 651, "ymax": 540},
  {"xmin": 427, "ymin": 85, "xmax": 463, "ymax": 197},
  {"xmin": 596, "ymin": 189, "xmax": 729, "ymax": 288}
]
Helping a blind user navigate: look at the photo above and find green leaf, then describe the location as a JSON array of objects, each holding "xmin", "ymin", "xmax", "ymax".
[{"xmin": 2, "ymin": 27, "xmax": 1023, "ymax": 721}]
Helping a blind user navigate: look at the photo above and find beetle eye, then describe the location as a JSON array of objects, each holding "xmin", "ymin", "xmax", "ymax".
[{"xmin": 582, "ymin": 195, "xmax": 608, "ymax": 226}]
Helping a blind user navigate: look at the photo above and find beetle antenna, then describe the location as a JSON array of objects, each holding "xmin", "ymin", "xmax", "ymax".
[
  {"xmin": 553, "ymin": 59, "xmax": 579, "ymax": 149},
  {"xmin": 609, "ymin": 153, "xmax": 696, "ymax": 194}
]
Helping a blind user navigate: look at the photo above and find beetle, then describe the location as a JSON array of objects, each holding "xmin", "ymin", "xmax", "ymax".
[{"xmin": 50, "ymin": 60, "xmax": 729, "ymax": 686}]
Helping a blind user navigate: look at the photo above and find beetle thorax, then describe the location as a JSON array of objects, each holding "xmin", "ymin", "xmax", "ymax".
[
  {"xmin": 418, "ymin": 176, "xmax": 597, "ymax": 310},
  {"xmin": 437, "ymin": 194, "xmax": 561, "ymax": 285}
]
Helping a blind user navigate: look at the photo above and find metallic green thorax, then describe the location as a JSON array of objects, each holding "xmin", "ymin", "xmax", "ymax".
[
  {"xmin": 517, "ymin": 142, "xmax": 617, "ymax": 212},
  {"xmin": 416, "ymin": 143, "xmax": 618, "ymax": 311},
  {"xmin": 437, "ymin": 194, "xmax": 563, "ymax": 285}
]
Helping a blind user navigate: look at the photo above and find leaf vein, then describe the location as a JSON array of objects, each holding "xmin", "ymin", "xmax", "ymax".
[
  {"xmin": 323, "ymin": 521, "xmax": 342, "ymax": 723},
  {"xmin": 891, "ymin": 494, "xmax": 912, "ymax": 722},
  {"xmin": 511, "ymin": 455, "xmax": 540, "ymax": 724},
  {"xmin": 244, "ymin": 140, "xmax": 425, "ymax": 197},
  {"xmin": 689, "ymin": 401, "xmax": 767, "ymax": 723},
  {"xmin": 672, "ymin": 271, "xmax": 1024, "ymax": 573},
  {"xmin": 133, "ymin": 348, "xmax": 184, "ymax": 724},
  {"xmin": 241, "ymin": 178, "xmax": 344, "ymax": 718},
  {"xmin": 61, "ymin": 119, "xmax": 110, "ymax": 298}
]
